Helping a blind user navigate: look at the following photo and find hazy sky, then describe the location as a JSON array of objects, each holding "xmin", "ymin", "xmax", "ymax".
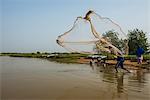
[{"xmin": 1, "ymin": 0, "xmax": 150, "ymax": 53}]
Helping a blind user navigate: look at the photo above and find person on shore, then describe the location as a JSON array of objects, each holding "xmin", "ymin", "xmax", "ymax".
[
  {"xmin": 97, "ymin": 56, "xmax": 107, "ymax": 67},
  {"xmin": 90, "ymin": 58, "xmax": 95, "ymax": 70},
  {"xmin": 90, "ymin": 58, "xmax": 94, "ymax": 65},
  {"xmin": 136, "ymin": 46, "xmax": 145, "ymax": 64}
]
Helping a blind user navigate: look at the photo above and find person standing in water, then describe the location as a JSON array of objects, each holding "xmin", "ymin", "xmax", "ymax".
[
  {"xmin": 115, "ymin": 55, "xmax": 130, "ymax": 73},
  {"xmin": 136, "ymin": 46, "xmax": 145, "ymax": 64},
  {"xmin": 108, "ymin": 46, "xmax": 130, "ymax": 73}
]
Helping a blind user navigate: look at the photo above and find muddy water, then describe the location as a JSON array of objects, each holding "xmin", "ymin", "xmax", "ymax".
[{"xmin": 1, "ymin": 56, "xmax": 150, "ymax": 100}]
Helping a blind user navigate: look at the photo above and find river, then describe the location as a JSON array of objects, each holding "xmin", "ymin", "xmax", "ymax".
[{"xmin": 1, "ymin": 56, "xmax": 150, "ymax": 100}]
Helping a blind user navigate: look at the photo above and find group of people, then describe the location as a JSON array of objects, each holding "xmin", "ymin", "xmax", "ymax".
[
  {"xmin": 90, "ymin": 57, "xmax": 106, "ymax": 67},
  {"xmin": 90, "ymin": 46, "xmax": 145, "ymax": 73}
]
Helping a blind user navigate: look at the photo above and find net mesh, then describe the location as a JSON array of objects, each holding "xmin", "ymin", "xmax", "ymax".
[{"xmin": 57, "ymin": 11, "xmax": 128, "ymax": 55}]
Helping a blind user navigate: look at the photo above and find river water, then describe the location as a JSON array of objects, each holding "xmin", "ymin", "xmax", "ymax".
[{"xmin": 1, "ymin": 56, "xmax": 150, "ymax": 100}]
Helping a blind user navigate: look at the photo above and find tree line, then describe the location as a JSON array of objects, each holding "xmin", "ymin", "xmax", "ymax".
[{"xmin": 102, "ymin": 28, "xmax": 149, "ymax": 55}]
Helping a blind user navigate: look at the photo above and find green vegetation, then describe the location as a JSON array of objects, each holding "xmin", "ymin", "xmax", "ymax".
[
  {"xmin": 99, "ymin": 28, "xmax": 150, "ymax": 55},
  {"xmin": 128, "ymin": 29, "xmax": 149, "ymax": 54},
  {"xmin": 0, "ymin": 52, "xmax": 88, "ymax": 64},
  {"xmin": 107, "ymin": 54, "xmax": 150, "ymax": 60},
  {"xmin": 103, "ymin": 30, "xmax": 122, "ymax": 49},
  {"xmin": 0, "ymin": 53, "xmax": 44, "ymax": 58},
  {"xmin": 1, "ymin": 52, "xmax": 150, "ymax": 64},
  {"xmin": 47, "ymin": 53, "xmax": 88, "ymax": 63}
]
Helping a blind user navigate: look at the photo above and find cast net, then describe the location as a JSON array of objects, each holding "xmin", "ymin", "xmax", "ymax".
[{"xmin": 57, "ymin": 10, "xmax": 128, "ymax": 55}]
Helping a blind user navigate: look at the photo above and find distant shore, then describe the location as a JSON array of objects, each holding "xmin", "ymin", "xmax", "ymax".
[{"xmin": 1, "ymin": 53, "xmax": 150, "ymax": 68}]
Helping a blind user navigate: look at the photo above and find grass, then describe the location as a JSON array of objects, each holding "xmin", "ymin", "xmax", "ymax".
[
  {"xmin": 0, "ymin": 52, "xmax": 84, "ymax": 64},
  {"xmin": 1, "ymin": 52, "xmax": 150, "ymax": 63},
  {"xmin": 47, "ymin": 53, "xmax": 87, "ymax": 63},
  {"xmin": 0, "ymin": 53, "xmax": 46, "ymax": 58}
]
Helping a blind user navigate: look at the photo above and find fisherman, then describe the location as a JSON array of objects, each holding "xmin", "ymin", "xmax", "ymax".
[
  {"xmin": 136, "ymin": 46, "xmax": 145, "ymax": 64},
  {"xmin": 115, "ymin": 55, "xmax": 130, "ymax": 73},
  {"xmin": 108, "ymin": 46, "xmax": 130, "ymax": 73}
]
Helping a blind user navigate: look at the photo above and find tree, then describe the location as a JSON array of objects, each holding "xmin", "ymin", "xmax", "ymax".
[
  {"xmin": 128, "ymin": 29, "xmax": 149, "ymax": 55},
  {"xmin": 36, "ymin": 51, "xmax": 41, "ymax": 54},
  {"xmin": 102, "ymin": 30, "xmax": 122, "ymax": 49}
]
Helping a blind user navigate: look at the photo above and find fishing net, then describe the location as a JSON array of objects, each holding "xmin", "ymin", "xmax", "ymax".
[{"xmin": 57, "ymin": 11, "xmax": 128, "ymax": 55}]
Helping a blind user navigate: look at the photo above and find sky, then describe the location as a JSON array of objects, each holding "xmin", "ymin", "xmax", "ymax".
[{"xmin": 1, "ymin": 0, "xmax": 150, "ymax": 53}]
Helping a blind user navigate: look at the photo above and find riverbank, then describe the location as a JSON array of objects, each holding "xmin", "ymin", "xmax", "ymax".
[
  {"xmin": 0, "ymin": 52, "xmax": 86, "ymax": 63},
  {"xmin": 1, "ymin": 53, "xmax": 150, "ymax": 66}
]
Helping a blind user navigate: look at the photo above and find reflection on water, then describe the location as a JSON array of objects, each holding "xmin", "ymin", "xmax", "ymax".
[
  {"xmin": 90, "ymin": 63, "xmax": 150, "ymax": 99},
  {"xmin": 1, "ymin": 57, "xmax": 150, "ymax": 100}
]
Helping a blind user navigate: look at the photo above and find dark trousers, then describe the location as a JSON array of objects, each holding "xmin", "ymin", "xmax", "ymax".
[{"xmin": 115, "ymin": 61, "xmax": 129, "ymax": 72}]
